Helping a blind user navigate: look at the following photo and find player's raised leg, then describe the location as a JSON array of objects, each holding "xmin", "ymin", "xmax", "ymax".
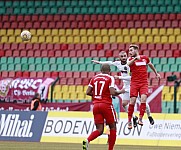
[
  {"xmin": 138, "ymin": 94, "xmax": 147, "ymax": 126},
  {"xmin": 146, "ymin": 103, "xmax": 154, "ymax": 125},
  {"xmin": 128, "ymin": 97, "xmax": 137, "ymax": 129}
]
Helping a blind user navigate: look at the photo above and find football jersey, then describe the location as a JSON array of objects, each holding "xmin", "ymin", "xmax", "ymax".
[
  {"xmin": 88, "ymin": 73, "xmax": 115, "ymax": 104},
  {"xmin": 101, "ymin": 61, "xmax": 130, "ymax": 89},
  {"xmin": 128, "ymin": 55, "xmax": 150, "ymax": 83}
]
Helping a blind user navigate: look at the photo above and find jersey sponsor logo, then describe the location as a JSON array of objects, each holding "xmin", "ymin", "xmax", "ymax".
[{"xmin": 135, "ymin": 62, "xmax": 146, "ymax": 66}]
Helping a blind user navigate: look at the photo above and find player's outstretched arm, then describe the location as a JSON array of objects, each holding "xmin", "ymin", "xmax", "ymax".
[
  {"xmin": 127, "ymin": 56, "xmax": 140, "ymax": 66},
  {"xmin": 114, "ymin": 75, "xmax": 131, "ymax": 81},
  {"xmin": 148, "ymin": 63, "xmax": 161, "ymax": 79},
  {"xmin": 110, "ymin": 87, "xmax": 125, "ymax": 96},
  {"xmin": 92, "ymin": 60, "xmax": 113, "ymax": 65}
]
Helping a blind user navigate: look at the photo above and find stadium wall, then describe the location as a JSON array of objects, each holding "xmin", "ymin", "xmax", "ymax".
[{"xmin": 0, "ymin": 111, "xmax": 181, "ymax": 147}]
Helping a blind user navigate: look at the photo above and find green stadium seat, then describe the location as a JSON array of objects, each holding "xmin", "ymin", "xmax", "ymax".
[
  {"xmin": 1, "ymin": 64, "xmax": 8, "ymax": 71},
  {"xmin": 167, "ymin": 6, "xmax": 174, "ymax": 13},
  {"xmin": 131, "ymin": 6, "xmax": 138, "ymax": 14},
  {"xmin": 152, "ymin": 6, "xmax": 159, "ymax": 13},
  {"xmin": 99, "ymin": 57, "xmax": 107, "ymax": 61},
  {"xmin": 22, "ymin": 64, "xmax": 29, "ymax": 71},
  {"xmin": 176, "ymin": 58, "xmax": 181, "ymax": 64},
  {"xmin": 28, "ymin": 57, "xmax": 35, "ymax": 64},
  {"xmin": 50, "ymin": 64, "xmax": 57, "ymax": 71},
  {"xmin": 5, "ymin": 1, "xmax": 12, "ymax": 7},
  {"xmin": 168, "ymin": 58, "xmax": 175, "ymax": 64},
  {"xmin": 34, "ymin": 1, "xmax": 41, "ymax": 7},
  {"xmin": 86, "ymin": 64, "xmax": 94, "ymax": 71},
  {"xmin": 8, "ymin": 64, "xmax": 14, "ymax": 71},
  {"xmin": 28, "ymin": 7, "xmax": 35, "ymax": 14},
  {"xmin": 21, "ymin": 57, "xmax": 28, "ymax": 64},
  {"xmin": 7, "ymin": 57, "xmax": 14, "ymax": 64},
  {"xmin": 170, "ymin": 64, "xmax": 178, "ymax": 72},
  {"xmin": 103, "ymin": 7, "xmax": 110, "ymax": 14},
  {"xmin": 63, "ymin": 58, "xmax": 70, "ymax": 64},
  {"xmin": 21, "ymin": 8, "xmax": 28, "ymax": 14},
  {"xmin": 157, "ymin": 0, "xmax": 165, "ymax": 5},
  {"xmin": 56, "ymin": 1, "xmax": 63, "ymax": 6},
  {"xmin": 57, "ymin": 64, "xmax": 64, "ymax": 71},
  {"xmin": 160, "ymin": 58, "xmax": 167, "ymax": 64},
  {"xmin": 94, "ymin": 0, "xmax": 101, "ymax": 6},
  {"xmin": 129, "ymin": 0, "xmax": 136, "ymax": 6},
  {"xmin": 155, "ymin": 64, "xmax": 162, "ymax": 72},
  {"xmin": 124, "ymin": 6, "xmax": 131, "ymax": 14},
  {"xmin": 115, "ymin": 0, "xmax": 122, "ymax": 6},
  {"xmin": 85, "ymin": 58, "xmax": 92, "ymax": 64},
  {"xmin": 36, "ymin": 64, "xmax": 43, "ymax": 71},
  {"xmin": 42, "ymin": 57, "xmax": 49, "ymax": 64},
  {"xmin": 78, "ymin": 57, "xmax": 85, "ymax": 64},
  {"xmin": 72, "ymin": 64, "xmax": 79, "ymax": 71},
  {"xmin": 159, "ymin": 6, "xmax": 167, "ymax": 13},
  {"xmin": 35, "ymin": 58, "xmax": 42, "ymax": 64},
  {"xmin": 66, "ymin": 7, "xmax": 73, "ymax": 14},
  {"xmin": 70, "ymin": 58, "xmax": 78, "ymax": 64},
  {"xmin": 27, "ymin": 1, "xmax": 34, "ymax": 7},
  {"xmin": 20, "ymin": 1, "xmax": 26, "ymax": 7},
  {"xmin": 79, "ymin": 64, "xmax": 86, "ymax": 71},
  {"xmin": 73, "ymin": 7, "xmax": 81, "ymax": 14},
  {"xmin": 96, "ymin": 7, "xmax": 102, "ymax": 14},
  {"xmin": 14, "ymin": 57, "xmax": 21, "ymax": 64},
  {"xmin": 15, "ymin": 64, "xmax": 21, "ymax": 71},
  {"xmin": 94, "ymin": 64, "xmax": 101, "ymax": 71},
  {"xmin": 29, "ymin": 64, "xmax": 36, "ymax": 71},
  {"xmin": 143, "ymin": 0, "xmax": 150, "ymax": 6},
  {"xmin": 162, "ymin": 64, "xmax": 170, "ymax": 72},
  {"xmin": 64, "ymin": 64, "xmax": 72, "ymax": 71},
  {"xmin": 43, "ymin": 64, "xmax": 50, "ymax": 71},
  {"xmin": 12, "ymin": 1, "xmax": 19, "ymax": 7},
  {"xmin": 43, "ymin": 7, "xmax": 51, "ymax": 14},
  {"xmin": 0, "ymin": 57, "xmax": 8, "ymax": 64},
  {"xmin": 107, "ymin": 57, "xmax": 114, "ymax": 61},
  {"xmin": 152, "ymin": 58, "xmax": 160, "ymax": 64},
  {"xmin": 145, "ymin": 6, "xmax": 152, "ymax": 13},
  {"xmin": 49, "ymin": 58, "xmax": 56, "ymax": 64},
  {"xmin": 175, "ymin": 5, "xmax": 181, "ymax": 13},
  {"xmin": 56, "ymin": 58, "xmax": 63, "ymax": 64}
]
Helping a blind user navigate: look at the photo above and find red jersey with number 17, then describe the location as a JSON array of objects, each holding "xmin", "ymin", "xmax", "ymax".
[
  {"xmin": 128, "ymin": 55, "xmax": 150, "ymax": 83},
  {"xmin": 88, "ymin": 73, "xmax": 115, "ymax": 105}
]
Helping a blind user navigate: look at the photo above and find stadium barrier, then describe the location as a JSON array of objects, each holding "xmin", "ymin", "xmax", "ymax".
[{"xmin": 1, "ymin": 110, "xmax": 181, "ymax": 147}]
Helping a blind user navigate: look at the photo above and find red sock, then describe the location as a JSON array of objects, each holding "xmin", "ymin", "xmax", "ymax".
[
  {"xmin": 87, "ymin": 130, "xmax": 100, "ymax": 142},
  {"xmin": 128, "ymin": 104, "xmax": 134, "ymax": 122},
  {"xmin": 139, "ymin": 103, "xmax": 146, "ymax": 119},
  {"xmin": 108, "ymin": 129, "xmax": 116, "ymax": 150}
]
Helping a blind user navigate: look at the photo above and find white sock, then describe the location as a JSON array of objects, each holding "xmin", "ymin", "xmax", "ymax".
[
  {"xmin": 146, "ymin": 103, "xmax": 151, "ymax": 117},
  {"xmin": 123, "ymin": 104, "xmax": 128, "ymax": 113}
]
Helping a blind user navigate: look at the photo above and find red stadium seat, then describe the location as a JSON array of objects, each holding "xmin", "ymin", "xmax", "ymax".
[
  {"xmin": 165, "ymin": 50, "xmax": 173, "ymax": 57},
  {"xmin": 147, "ymin": 14, "xmax": 154, "ymax": 21},
  {"xmin": 107, "ymin": 21, "xmax": 113, "ymax": 28},
  {"xmin": 32, "ymin": 15, "xmax": 39, "ymax": 22},
  {"xmin": 2, "ymin": 15, "xmax": 9, "ymax": 22},
  {"xmin": 17, "ymin": 15, "xmax": 24, "ymax": 22},
  {"xmin": 55, "ymin": 51, "xmax": 61, "ymax": 57},
  {"xmin": 75, "ymin": 78, "xmax": 82, "ymax": 85},
  {"xmin": 11, "ymin": 43, "xmax": 18, "ymax": 50},
  {"xmin": 158, "ymin": 50, "xmax": 165, "ymax": 57},
  {"xmin": 48, "ymin": 51, "xmax": 55, "ymax": 57},
  {"xmin": 97, "ymin": 14, "xmax": 104, "ymax": 21},
  {"xmin": 113, "ymin": 21, "xmax": 120, "ymax": 28},
  {"xmin": 33, "ymin": 43, "xmax": 40, "ymax": 50},
  {"xmin": 119, "ymin": 14, "xmax": 126, "ymax": 21},
  {"xmin": 27, "ymin": 50, "xmax": 34, "ymax": 57},
  {"xmin": 148, "ymin": 44, "xmax": 155, "ymax": 50},
  {"xmin": 162, "ymin": 14, "xmax": 169, "ymax": 20},
  {"xmin": 46, "ymin": 15, "xmax": 54, "ymax": 21},
  {"xmin": 126, "ymin": 14, "xmax": 133, "ymax": 21},
  {"xmin": 30, "ymin": 71, "xmax": 37, "ymax": 77},
  {"xmin": 150, "ymin": 50, "xmax": 158, "ymax": 57},
  {"xmin": 33, "ymin": 22, "xmax": 40, "ymax": 28},
  {"xmin": 69, "ymin": 50, "xmax": 76, "ymax": 57},
  {"xmin": 84, "ymin": 50, "xmax": 91, "ymax": 57},
  {"xmin": 135, "ymin": 21, "xmax": 142, "ymax": 28},
  {"xmin": 26, "ymin": 43, "xmax": 33, "ymax": 50},
  {"xmin": 76, "ymin": 15, "xmax": 83, "ymax": 21},
  {"xmin": 104, "ymin": 43, "xmax": 111, "ymax": 50},
  {"xmin": 105, "ymin": 50, "xmax": 113, "ymax": 57},
  {"xmin": 74, "ymin": 72, "xmax": 80, "ymax": 78},
  {"xmin": 15, "ymin": 71, "xmax": 22, "ymax": 77},
  {"xmin": 47, "ymin": 44, "xmax": 54, "ymax": 50},
  {"xmin": 127, "ymin": 21, "xmax": 134, "ymax": 28},
  {"xmin": 90, "ymin": 50, "xmax": 98, "ymax": 57},
  {"xmin": 3, "ymin": 44, "xmax": 10, "ymax": 50},
  {"xmin": 85, "ymin": 21, "xmax": 92, "ymax": 28},
  {"xmin": 0, "ymin": 50, "xmax": 5, "ymax": 57},
  {"xmin": 112, "ymin": 14, "xmax": 118, "ymax": 21},
  {"xmin": 2, "ymin": 71, "xmax": 8, "ymax": 77},
  {"xmin": 23, "ymin": 71, "xmax": 30, "ymax": 77},
  {"xmin": 111, "ymin": 43, "xmax": 118, "ymax": 50},
  {"xmin": 140, "ymin": 14, "xmax": 147, "ymax": 21},
  {"xmin": 59, "ymin": 72, "xmax": 66, "ymax": 78},
  {"xmin": 88, "ymin": 72, "xmax": 96, "ymax": 78},
  {"xmin": 51, "ymin": 72, "xmax": 58, "ymax": 78},
  {"xmin": 142, "ymin": 21, "xmax": 149, "ymax": 28},
  {"xmin": 105, "ymin": 14, "xmax": 111, "ymax": 21},
  {"xmin": 78, "ymin": 22, "xmax": 85, "ymax": 28},
  {"xmin": 40, "ymin": 43, "xmax": 47, "ymax": 50},
  {"xmin": 9, "ymin": 15, "xmax": 16, "ymax": 22},
  {"xmin": 160, "ymin": 79, "xmax": 167, "ymax": 85},
  {"xmin": 140, "ymin": 43, "xmax": 148, "ymax": 50},
  {"xmin": 67, "ymin": 78, "xmax": 75, "ymax": 85},
  {"xmin": 155, "ymin": 44, "xmax": 163, "ymax": 50},
  {"xmin": 61, "ymin": 15, "xmax": 68, "ymax": 21},
  {"xmin": 62, "ymin": 51, "xmax": 69, "ymax": 57},
  {"xmin": 164, "ymin": 20, "xmax": 171, "ymax": 28},
  {"xmin": 173, "ymin": 50, "xmax": 180, "ymax": 57},
  {"xmin": 170, "ymin": 44, "xmax": 178, "ymax": 50},
  {"xmin": 120, "ymin": 21, "xmax": 127, "ymax": 28},
  {"xmin": 66, "ymin": 72, "xmax": 73, "ymax": 78},
  {"xmin": 163, "ymin": 44, "xmax": 170, "ymax": 50},
  {"xmin": 75, "ymin": 44, "xmax": 82, "ymax": 50},
  {"xmin": 49, "ymin": 21, "xmax": 56, "ymax": 29},
  {"xmin": 41, "ymin": 22, "xmax": 48, "ymax": 29},
  {"xmin": 82, "ymin": 44, "xmax": 89, "ymax": 50},
  {"xmin": 37, "ymin": 72, "xmax": 44, "ymax": 78},
  {"xmin": 20, "ymin": 50, "xmax": 27, "ymax": 57},
  {"xmin": 5, "ymin": 50, "xmax": 12, "ymax": 56},
  {"xmin": 89, "ymin": 44, "xmax": 96, "ymax": 50},
  {"xmin": 96, "ymin": 44, "xmax": 103, "ymax": 50},
  {"xmin": 82, "ymin": 78, "xmax": 90, "ymax": 85},
  {"xmin": 81, "ymin": 72, "xmax": 88, "ymax": 78},
  {"xmin": 34, "ymin": 51, "xmax": 41, "ymax": 57},
  {"xmin": 63, "ymin": 22, "xmax": 71, "ymax": 29},
  {"xmin": 41, "ymin": 50, "xmax": 48, "ymax": 57},
  {"xmin": 99, "ymin": 21, "xmax": 106, "ymax": 29},
  {"xmin": 133, "ymin": 14, "xmax": 140, "ymax": 21},
  {"xmin": 13, "ymin": 50, "xmax": 20, "ymax": 57},
  {"xmin": 149, "ymin": 21, "xmax": 156, "ymax": 28},
  {"xmin": 61, "ymin": 44, "xmax": 68, "ymax": 50},
  {"xmin": 98, "ymin": 50, "xmax": 105, "ymax": 57},
  {"xmin": 76, "ymin": 50, "xmax": 83, "ymax": 57},
  {"xmin": 44, "ymin": 72, "xmax": 51, "ymax": 78},
  {"xmin": 54, "ymin": 15, "xmax": 61, "ymax": 21},
  {"xmin": 71, "ymin": 21, "xmax": 78, "ymax": 28},
  {"xmin": 154, "ymin": 14, "xmax": 162, "ymax": 21},
  {"xmin": 39, "ymin": 15, "xmax": 46, "ymax": 22},
  {"xmin": 173, "ymin": 72, "xmax": 180, "ymax": 79},
  {"xmin": 9, "ymin": 71, "xmax": 15, "ymax": 77},
  {"xmin": 24, "ymin": 15, "xmax": 31, "ymax": 22},
  {"xmin": 151, "ymin": 78, "xmax": 159, "ymax": 86},
  {"xmin": 159, "ymin": 72, "xmax": 165, "ymax": 78},
  {"xmin": 165, "ymin": 72, "xmax": 172, "ymax": 78}
]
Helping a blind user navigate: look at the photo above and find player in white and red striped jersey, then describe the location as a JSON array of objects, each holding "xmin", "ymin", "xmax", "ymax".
[{"xmin": 127, "ymin": 44, "xmax": 161, "ymax": 129}]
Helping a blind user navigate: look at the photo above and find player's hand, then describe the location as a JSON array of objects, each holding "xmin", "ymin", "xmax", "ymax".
[
  {"xmin": 91, "ymin": 60, "xmax": 99, "ymax": 64},
  {"xmin": 156, "ymin": 73, "xmax": 161, "ymax": 80},
  {"xmin": 114, "ymin": 75, "xmax": 120, "ymax": 79}
]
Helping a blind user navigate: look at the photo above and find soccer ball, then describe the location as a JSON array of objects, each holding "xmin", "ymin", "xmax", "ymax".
[{"xmin": 20, "ymin": 30, "xmax": 31, "ymax": 41}]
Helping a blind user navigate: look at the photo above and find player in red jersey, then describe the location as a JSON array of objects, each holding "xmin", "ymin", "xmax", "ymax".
[
  {"xmin": 127, "ymin": 44, "xmax": 161, "ymax": 129},
  {"xmin": 82, "ymin": 64, "xmax": 125, "ymax": 150}
]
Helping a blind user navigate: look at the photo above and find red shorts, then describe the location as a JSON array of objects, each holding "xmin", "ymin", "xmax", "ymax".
[
  {"xmin": 130, "ymin": 82, "xmax": 148, "ymax": 97},
  {"xmin": 93, "ymin": 103, "xmax": 117, "ymax": 125}
]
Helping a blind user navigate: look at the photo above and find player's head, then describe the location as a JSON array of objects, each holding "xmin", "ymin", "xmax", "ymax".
[
  {"xmin": 118, "ymin": 51, "xmax": 127, "ymax": 63},
  {"xmin": 129, "ymin": 44, "xmax": 139, "ymax": 57},
  {"xmin": 32, "ymin": 93, "xmax": 41, "ymax": 100},
  {"xmin": 101, "ymin": 64, "xmax": 111, "ymax": 74}
]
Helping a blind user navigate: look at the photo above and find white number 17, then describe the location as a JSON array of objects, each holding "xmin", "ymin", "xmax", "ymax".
[{"xmin": 94, "ymin": 81, "xmax": 105, "ymax": 96}]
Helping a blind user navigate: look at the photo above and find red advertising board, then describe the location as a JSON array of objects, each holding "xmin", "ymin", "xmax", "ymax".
[{"xmin": 0, "ymin": 78, "xmax": 54, "ymax": 102}]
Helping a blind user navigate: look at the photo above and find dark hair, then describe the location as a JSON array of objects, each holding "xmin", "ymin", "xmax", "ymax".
[
  {"xmin": 129, "ymin": 44, "xmax": 139, "ymax": 50},
  {"xmin": 32, "ymin": 93, "xmax": 40, "ymax": 101}
]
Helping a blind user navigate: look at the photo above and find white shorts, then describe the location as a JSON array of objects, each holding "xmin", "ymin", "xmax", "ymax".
[{"xmin": 122, "ymin": 91, "xmax": 130, "ymax": 101}]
